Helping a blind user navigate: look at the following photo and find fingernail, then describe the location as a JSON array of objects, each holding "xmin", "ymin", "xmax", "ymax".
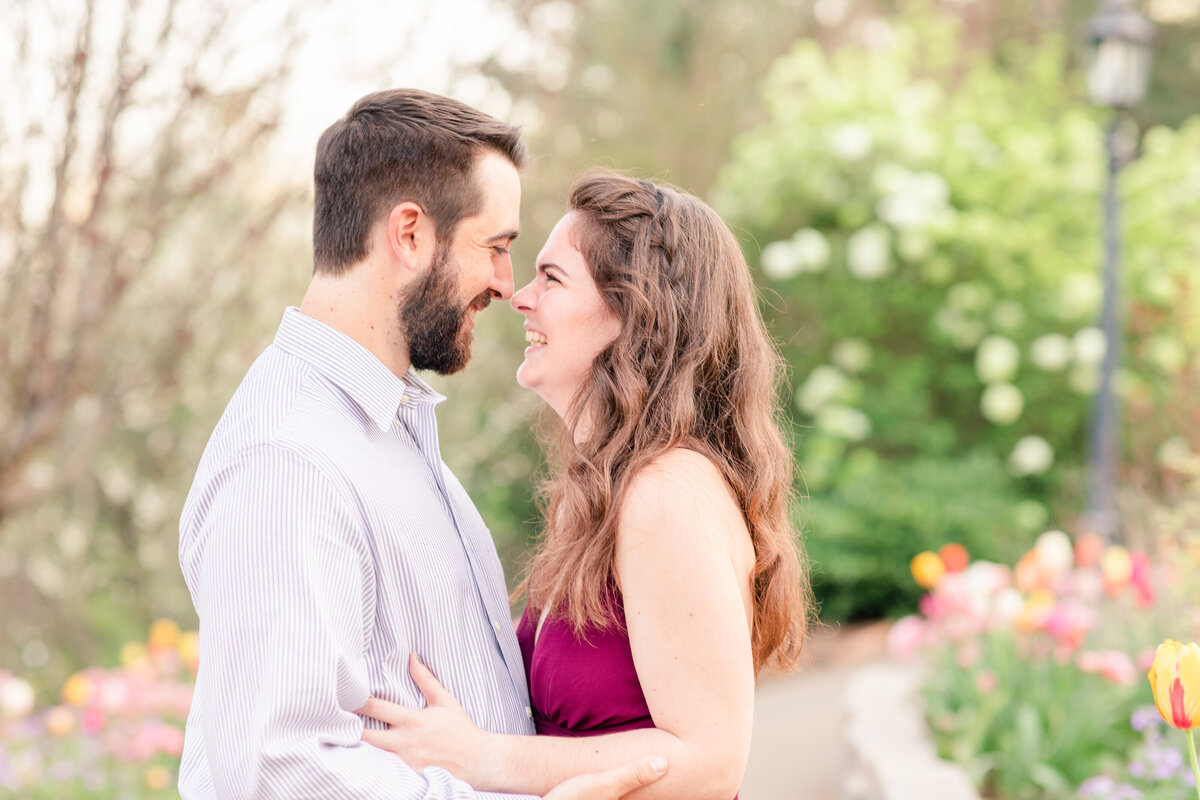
[{"xmin": 649, "ymin": 756, "xmax": 667, "ymax": 774}]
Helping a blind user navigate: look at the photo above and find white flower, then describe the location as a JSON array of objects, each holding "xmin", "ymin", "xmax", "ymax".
[
  {"xmin": 831, "ymin": 338, "xmax": 872, "ymax": 374},
  {"xmin": 829, "ymin": 123, "xmax": 873, "ymax": 162},
  {"xmin": 797, "ymin": 365, "xmax": 848, "ymax": 414},
  {"xmin": 1035, "ymin": 530, "xmax": 1074, "ymax": 575},
  {"xmin": 1073, "ymin": 327, "xmax": 1108, "ymax": 366},
  {"xmin": 1030, "ymin": 333, "xmax": 1073, "ymax": 372},
  {"xmin": 1008, "ymin": 435, "xmax": 1054, "ymax": 476},
  {"xmin": 761, "ymin": 228, "xmax": 831, "ymax": 281},
  {"xmin": 793, "ymin": 228, "xmax": 832, "ymax": 273},
  {"xmin": 761, "ymin": 239, "xmax": 804, "ymax": 281},
  {"xmin": 846, "ymin": 225, "xmax": 892, "ymax": 280},
  {"xmin": 0, "ymin": 676, "xmax": 35, "ymax": 720},
  {"xmin": 1060, "ymin": 273, "xmax": 1102, "ymax": 321},
  {"xmin": 876, "ymin": 169, "xmax": 951, "ymax": 231},
  {"xmin": 975, "ymin": 335, "xmax": 1020, "ymax": 383},
  {"xmin": 980, "ymin": 382, "xmax": 1024, "ymax": 425},
  {"xmin": 992, "ymin": 587, "xmax": 1026, "ymax": 626},
  {"xmin": 815, "ymin": 404, "xmax": 872, "ymax": 441}
]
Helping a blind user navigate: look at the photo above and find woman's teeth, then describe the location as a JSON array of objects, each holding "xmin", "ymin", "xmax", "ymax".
[{"xmin": 525, "ymin": 330, "xmax": 547, "ymax": 346}]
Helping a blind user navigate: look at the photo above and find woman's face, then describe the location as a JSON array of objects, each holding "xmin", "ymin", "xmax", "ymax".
[{"xmin": 511, "ymin": 212, "xmax": 621, "ymax": 420}]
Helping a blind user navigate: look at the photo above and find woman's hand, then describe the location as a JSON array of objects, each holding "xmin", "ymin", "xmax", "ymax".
[
  {"xmin": 544, "ymin": 756, "xmax": 668, "ymax": 800},
  {"xmin": 357, "ymin": 652, "xmax": 489, "ymax": 784}
]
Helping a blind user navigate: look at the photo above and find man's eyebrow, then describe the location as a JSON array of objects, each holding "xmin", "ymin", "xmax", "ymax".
[{"xmin": 486, "ymin": 229, "xmax": 519, "ymax": 243}]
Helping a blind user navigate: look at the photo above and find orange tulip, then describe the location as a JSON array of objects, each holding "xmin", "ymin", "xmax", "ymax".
[
  {"xmin": 910, "ymin": 551, "xmax": 945, "ymax": 589},
  {"xmin": 1149, "ymin": 639, "xmax": 1200, "ymax": 730},
  {"xmin": 938, "ymin": 543, "xmax": 969, "ymax": 573}
]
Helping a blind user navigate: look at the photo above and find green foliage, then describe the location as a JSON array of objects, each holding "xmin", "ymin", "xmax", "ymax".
[
  {"xmin": 805, "ymin": 453, "xmax": 1028, "ymax": 620},
  {"xmin": 924, "ymin": 630, "xmax": 1149, "ymax": 800},
  {"xmin": 716, "ymin": 13, "xmax": 1200, "ymax": 620}
]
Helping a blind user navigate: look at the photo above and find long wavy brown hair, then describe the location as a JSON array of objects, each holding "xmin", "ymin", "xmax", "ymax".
[{"xmin": 519, "ymin": 171, "xmax": 811, "ymax": 673}]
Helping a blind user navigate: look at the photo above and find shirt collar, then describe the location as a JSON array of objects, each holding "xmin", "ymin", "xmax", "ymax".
[{"xmin": 273, "ymin": 307, "xmax": 445, "ymax": 432}]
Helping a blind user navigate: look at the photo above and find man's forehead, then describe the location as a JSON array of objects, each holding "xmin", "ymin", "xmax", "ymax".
[{"xmin": 468, "ymin": 153, "xmax": 521, "ymax": 235}]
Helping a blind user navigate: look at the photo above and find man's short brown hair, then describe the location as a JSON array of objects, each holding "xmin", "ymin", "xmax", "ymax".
[{"xmin": 312, "ymin": 89, "xmax": 527, "ymax": 275}]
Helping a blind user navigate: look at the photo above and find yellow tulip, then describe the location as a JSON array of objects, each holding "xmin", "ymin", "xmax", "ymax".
[
  {"xmin": 1148, "ymin": 639, "xmax": 1200, "ymax": 800},
  {"xmin": 1101, "ymin": 546, "xmax": 1133, "ymax": 594},
  {"xmin": 910, "ymin": 551, "xmax": 945, "ymax": 589},
  {"xmin": 119, "ymin": 641, "xmax": 149, "ymax": 668},
  {"xmin": 1148, "ymin": 639, "xmax": 1200, "ymax": 730},
  {"xmin": 61, "ymin": 672, "xmax": 93, "ymax": 706},
  {"xmin": 178, "ymin": 630, "xmax": 200, "ymax": 672},
  {"xmin": 145, "ymin": 765, "xmax": 172, "ymax": 791},
  {"xmin": 149, "ymin": 618, "xmax": 181, "ymax": 650}
]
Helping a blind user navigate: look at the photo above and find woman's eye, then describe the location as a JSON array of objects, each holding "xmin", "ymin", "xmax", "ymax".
[{"xmin": 545, "ymin": 274, "xmax": 560, "ymax": 284}]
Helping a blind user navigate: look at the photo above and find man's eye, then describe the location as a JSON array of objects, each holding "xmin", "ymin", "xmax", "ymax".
[{"xmin": 492, "ymin": 246, "xmax": 510, "ymax": 256}]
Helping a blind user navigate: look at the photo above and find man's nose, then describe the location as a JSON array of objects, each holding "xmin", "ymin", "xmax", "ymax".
[{"xmin": 488, "ymin": 256, "xmax": 514, "ymax": 300}]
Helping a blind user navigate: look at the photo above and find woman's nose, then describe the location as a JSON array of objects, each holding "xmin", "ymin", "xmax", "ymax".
[{"xmin": 510, "ymin": 280, "xmax": 536, "ymax": 313}]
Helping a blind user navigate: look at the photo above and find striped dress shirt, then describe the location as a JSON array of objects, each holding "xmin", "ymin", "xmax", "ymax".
[{"xmin": 178, "ymin": 307, "xmax": 537, "ymax": 800}]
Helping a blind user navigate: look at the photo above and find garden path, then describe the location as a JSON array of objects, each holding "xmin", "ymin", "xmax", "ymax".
[{"xmin": 740, "ymin": 620, "xmax": 892, "ymax": 800}]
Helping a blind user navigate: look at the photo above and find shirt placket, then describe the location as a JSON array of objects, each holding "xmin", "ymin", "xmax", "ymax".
[{"xmin": 397, "ymin": 394, "xmax": 527, "ymax": 705}]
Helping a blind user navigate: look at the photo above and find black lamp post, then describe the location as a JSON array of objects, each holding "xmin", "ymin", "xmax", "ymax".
[{"xmin": 1083, "ymin": 0, "xmax": 1154, "ymax": 544}]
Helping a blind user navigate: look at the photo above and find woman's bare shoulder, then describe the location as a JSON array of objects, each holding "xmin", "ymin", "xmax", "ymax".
[{"xmin": 618, "ymin": 448, "xmax": 742, "ymax": 546}]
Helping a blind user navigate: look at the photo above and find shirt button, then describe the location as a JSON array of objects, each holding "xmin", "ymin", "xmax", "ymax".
[
  {"xmin": 525, "ymin": 706, "xmax": 533, "ymax": 719},
  {"xmin": 492, "ymin": 621, "xmax": 501, "ymax": 635},
  {"xmin": 399, "ymin": 395, "xmax": 409, "ymax": 405}
]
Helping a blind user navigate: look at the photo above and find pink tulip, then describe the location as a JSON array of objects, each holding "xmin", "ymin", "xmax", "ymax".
[
  {"xmin": 81, "ymin": 705, "xmax": 105, "ymax": 734},
  {"xmin": 1077, "ymin": 649, "xmax": 1137, "ymax": 686},
  {"xmin": 887, "ymin": 615, "xmax": 926, "ymax": 662},
  {"xmin": 976, "ymin": 671, "xmax": 998, "ymax": 694},
  {"xmin": 1130, "ymin": 551, "xmax": 1155, "ymax": 608}
]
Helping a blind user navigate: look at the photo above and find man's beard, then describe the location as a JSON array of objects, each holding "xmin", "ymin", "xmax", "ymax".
[{"xmin": 400, "ymin": 244, "xmax": 490, "ymax": 375}]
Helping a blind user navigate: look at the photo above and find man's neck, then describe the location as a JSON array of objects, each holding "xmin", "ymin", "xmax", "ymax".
[{"xmin": 299, "ymin": 270, "xmax": 412, "ymax": 379}]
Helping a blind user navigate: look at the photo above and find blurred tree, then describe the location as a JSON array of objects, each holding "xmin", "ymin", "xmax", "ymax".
[{"xmin": 0, "ymin": 0, "xmax": 312, "ymax": 685}]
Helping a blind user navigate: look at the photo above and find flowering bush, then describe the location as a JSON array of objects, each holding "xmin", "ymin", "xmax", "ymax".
[
  {"xmin": 0, "ymin": 619, "xmax": 195, "ymax": 798},
  {"xmin": 891, "ymin": 533, "xmax": 1193, "ymax": 800},
  {"xmin": 1077, "ymin": 708, "xmax": 1198, "ymax": 800}
]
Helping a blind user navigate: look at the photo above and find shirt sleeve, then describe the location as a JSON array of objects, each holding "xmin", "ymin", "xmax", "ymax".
[{"xmin": 193, "ymin": 445, "xmax": 537, "ymax": 800}]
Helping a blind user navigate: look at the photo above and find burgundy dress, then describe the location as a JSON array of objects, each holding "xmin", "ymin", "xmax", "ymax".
[{"xmin": 515, "ymin": 590, "xmax": 738, "ymax": 799}]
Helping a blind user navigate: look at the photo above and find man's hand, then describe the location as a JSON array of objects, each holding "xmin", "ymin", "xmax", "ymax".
[{"xmin": 543, "ymin": 756, "xmax": 668, "ymax": 800}]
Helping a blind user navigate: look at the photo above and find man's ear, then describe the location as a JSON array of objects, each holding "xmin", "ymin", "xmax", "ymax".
[{"xmin": 386, "ymin": 202, "xmax": 437, "ymax": 271}]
